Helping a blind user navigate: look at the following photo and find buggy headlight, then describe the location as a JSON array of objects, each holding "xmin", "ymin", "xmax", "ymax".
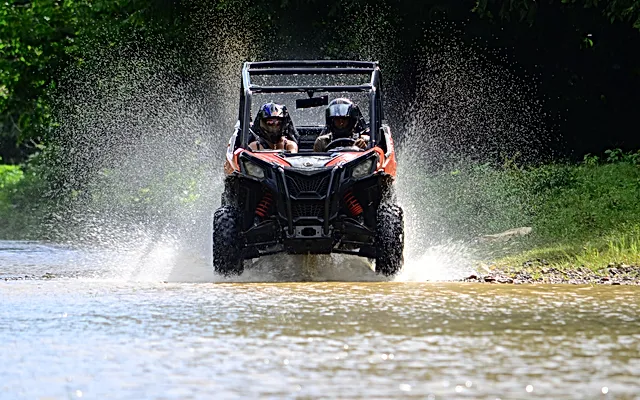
[
  {"xmin": 351, "ymin": 155, "xmax": 378, "ymax": 179},
  {"xmin": 242, "ymin": 160, "xmax": 265, "ymax": 179}
]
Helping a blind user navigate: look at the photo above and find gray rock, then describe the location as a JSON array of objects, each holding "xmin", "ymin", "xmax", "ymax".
[{"xmin": 480, "ymin": 227, "xmax": 533, "ymax": 242}]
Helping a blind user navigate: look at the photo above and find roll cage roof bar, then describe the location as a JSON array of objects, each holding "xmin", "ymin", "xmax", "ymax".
[{"xmin": 238, "ymin": 60, "xmax": 383, "ymax": 150}]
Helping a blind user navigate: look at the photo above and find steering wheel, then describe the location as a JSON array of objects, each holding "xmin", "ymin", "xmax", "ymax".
[{"xmin": 324, "ymin": 138, "xmax": 362, "ymax": 152}]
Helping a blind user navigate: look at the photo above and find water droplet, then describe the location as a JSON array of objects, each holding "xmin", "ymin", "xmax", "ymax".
[
  {"xmin": 526, "ymin": 385, "xmax": 533, "ymax": 393},
  {"xmin": 465, "ymin": 381, "xmax": 472, "ymax": 388},
  {"xmin": 283, "ymin": 359, "xmax": 289, "ymax": 365},
  {"xmin": 62, "ymin": 313, "xmax": 68, "ymax": 318},
  {"xmin": 602, "ymin": 387, "xmax": 609, "ymax": 394},
  {"xmin": 455, "ymin": 385, "xmax": 463, "ymax": 393},
  {"xmin": 343, "ymin": 344, "xmax": 349, "ymax": 349},
  {"xmin": 399, "ymin": 384, "xmax": 411, "ymax": 392},
  {"xmin": 76, "ymin": 390, "xmax": 83, "ymax": 398},
  {"xmin": 381, "ymin": 354, "xmax": 388, "ymax": 360},
  {"xmin": 388, "ymin": 353, "xmax": 394, "ymax": 359}
]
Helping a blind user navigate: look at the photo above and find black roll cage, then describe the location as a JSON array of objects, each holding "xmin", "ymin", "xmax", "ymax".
[{"xmin": 238, "ymin": 60, "xmax": 384, "ymax": 150}]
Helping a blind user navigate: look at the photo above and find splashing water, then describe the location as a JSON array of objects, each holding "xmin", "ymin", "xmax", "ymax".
[
  {"xmin": 398, "ymin": 21, "xmax": 553, "ymax": 168},
  {"xmin": 35, "ymin": 18, "xmax": 549, "ymax": 283},
  {"xmin": 392, "ymin": 21, "xmax": 553, "ymax": 278},
  {"xmin": 44, "ymin": 29, "xmax": 250, "ymax": 281}
]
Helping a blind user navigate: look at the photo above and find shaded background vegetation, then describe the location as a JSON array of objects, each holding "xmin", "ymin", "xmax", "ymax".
[
  {"xmin": 1, "ymin": 0, "xmax": 640, "ymax": 264},
  {"xmin": 1, "ymin": 0, "xmax": 640, "ymax": 165}
]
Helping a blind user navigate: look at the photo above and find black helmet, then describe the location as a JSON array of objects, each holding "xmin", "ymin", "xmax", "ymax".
[
  {"xmin": 326, "ymin": 98, "xmax": 361, "ymax": 137},
  {"xmin": 255, "ymin": 102, "xmax": 287, "ymax": 144}
]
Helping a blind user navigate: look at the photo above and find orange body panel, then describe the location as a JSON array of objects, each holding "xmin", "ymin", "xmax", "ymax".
[
  {"xmin": 248, "ymin": 151, "xmax": 293, "ymax": 167},
  {"xmin": 226, "ymin": 145, "xmax": 397, "ymax": 177},
  {"xmin": 225, "ymin": 148, "xmax": 243, "ymax": 175},
  {"xmin": 324, "ymin": 146, "xmax": 397, "ymax": 177},
  {"xmin": 380, "ymin": 136, "xmax": 397, "ymax": 176},
  {"xmin": 324, "ymin": 149, "xmax": 377, "ymax": 167},
  {"xmin": 226, "ymin": 149, "xmax": 293, "ymax": 175}
]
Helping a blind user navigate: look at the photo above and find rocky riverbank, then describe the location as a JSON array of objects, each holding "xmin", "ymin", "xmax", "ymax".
[{"xmin": 464, "ymin": 262, "xmax": 640, "ymax": 285}]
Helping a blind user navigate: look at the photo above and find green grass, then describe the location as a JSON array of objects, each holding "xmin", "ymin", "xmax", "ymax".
[
  {"xmin": 403, "ymin": 151, "xmax": 640, "ymax": 270},
  {"xmin": 501, "ymin": 161, "xmax": 640, "ymax": 270},
  {"xmin": 0, "ymin": 163, "xmax": 27, "ymax": 238},
  {"xmin": 0, "ymin": 157, "xmax": 50, "ymax": 240},
  {"xmin": 491, "ymin": 225, "xmax": 640, "ymax": 271}
]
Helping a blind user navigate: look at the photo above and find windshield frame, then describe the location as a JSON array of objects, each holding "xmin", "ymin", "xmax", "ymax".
[{"xmin": 237, "ymin": 61, "xmax": 383, "ymax": 152}]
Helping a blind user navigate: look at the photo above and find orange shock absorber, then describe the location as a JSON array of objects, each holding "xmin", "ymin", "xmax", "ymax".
[
  {"xmin": 255, "ymin": 192, "xmax": 273, "ymax": 218},
  {"xmin": 344, "ymin": 190, "xmax": 363, "ymax": 216}
]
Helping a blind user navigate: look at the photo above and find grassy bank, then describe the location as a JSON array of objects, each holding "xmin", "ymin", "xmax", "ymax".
[
  {"xmin": 487, "ymin": 158, "xmax": 640, "ymax": 274},
  {"xmin": 403, "ymin": 149, "xmax": 640, "ymax": 274},
  {"xmin": 0, "ymin": 158, "xmax": 49, "ymax": 240}
]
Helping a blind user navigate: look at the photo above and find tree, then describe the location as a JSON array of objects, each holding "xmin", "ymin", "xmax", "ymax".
[{"xmin": 0, "ymin": 0, "xmax": 159, "ymax": 163}]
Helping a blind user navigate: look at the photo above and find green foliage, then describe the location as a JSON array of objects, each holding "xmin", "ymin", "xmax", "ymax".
[
  {"xmin": 573, "ymin": 224, "xmax": 640, "ymax": 270},
  {"xmin": 604, "ymin": 148, "xmax": 640, "ymax": 164},
  {"xmin": 474, "ymin": 0, "xmax": 640, "ymax": 29},
  {"xmin": 402, "ymin": 160, "xmax": 535, "ymax": 242},
  {"xmin": 0, "ymin": 145, "xmax": 64, "ymax": 239},
  {"xmin": 406, "ymin": 153, "xmax": 640, "ymax": 249},
  {"xmin": 531, "ymin": 162, "xmax": 640, "ymax": 241},
  {"xmin": 0, "ymin": 160, "xmax": 25, "ymax": 219},
  {"xmin": 583, "ymin": 148, "xmax": 640, "ymax": 165},
  {"xmin": 0, "ymin": 162, "xmax": 24, "ymax": 189},
  {"xmin": 582, "ymin": 153, "xmax": 600, "ymax": 166},
  {"xmin": 0, "ymin": 0, "xmax": 159, "ymax": 160},
  {"xmin": 0, "ymin": 162, "xmax": 26, "ymax": 237}
]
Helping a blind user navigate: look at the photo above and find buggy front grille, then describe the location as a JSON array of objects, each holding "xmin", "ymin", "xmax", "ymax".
[
  {"xmin": 285, "ymin": 172, "xmax": 330, "ymax": 197},
  {"xmin": 292, "ymin": 201, "xmax": 325, "ymax": 219}
]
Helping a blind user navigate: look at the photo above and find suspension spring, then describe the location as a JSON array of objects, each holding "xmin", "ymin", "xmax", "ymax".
[
  {"xmin": 344, "ymin": 190, "xmax": 363, "ymax": 216},
  {"xmin": 255, "ymin": 192, "xmax": 273, "ymax": 218}
]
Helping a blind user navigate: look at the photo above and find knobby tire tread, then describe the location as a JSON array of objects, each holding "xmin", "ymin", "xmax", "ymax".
[
  {"xmin": 375, "ymin": 203, "xmax": 404, "ymax": 276},
  {"xmin": 212, "ymin": 205, "xmax": 244, "ymax": 276}
]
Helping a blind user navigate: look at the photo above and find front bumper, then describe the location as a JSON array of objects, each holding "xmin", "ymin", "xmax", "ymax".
[{"xmin": 227, "ymin": 161, "xmax": 392, "ymax": 260}]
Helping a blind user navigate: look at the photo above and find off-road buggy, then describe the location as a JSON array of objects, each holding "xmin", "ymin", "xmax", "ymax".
[{"xmin": 214, "ymin": 60, "xmax": 404, "ymax": 276}]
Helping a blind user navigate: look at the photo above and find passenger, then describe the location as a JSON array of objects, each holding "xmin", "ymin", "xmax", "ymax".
[
  {"xmin": 313, "ymin": 98, "xmax": 370, "ymax": 152},
  {"xmin": 249, "ymin": 102, "xmax": 298, "ymax": 153}
]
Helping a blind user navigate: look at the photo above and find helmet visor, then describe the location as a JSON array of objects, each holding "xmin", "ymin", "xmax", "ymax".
[
  {"xmin": 327, "ymin": 103, "xmax": 352, "ymax": 118},
  {"xmin": 260, "ymin": 117, "xmax": 283, "ymax": 135}
]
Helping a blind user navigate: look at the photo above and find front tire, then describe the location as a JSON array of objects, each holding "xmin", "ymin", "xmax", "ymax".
[
  {"xmin": 375, "ymin": 203, "xmax": 404, "ymax": 276},
  {"xmin": 212, "ymin": 205, "xmax": 244, "ymax": 276}
]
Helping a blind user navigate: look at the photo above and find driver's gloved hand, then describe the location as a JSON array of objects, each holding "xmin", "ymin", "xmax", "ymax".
[{"xmin": 354, "ymin": 138, "xmax": 367, "ymax": 149}]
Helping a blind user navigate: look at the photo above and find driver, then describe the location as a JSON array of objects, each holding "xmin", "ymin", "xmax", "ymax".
[
  {"xmin": 313, "ymin": 98, "xmax": 370, "ymax": 152},
  {"xmin": 249, "ymin": 102, "xmax": 298, "ymax": 152}
]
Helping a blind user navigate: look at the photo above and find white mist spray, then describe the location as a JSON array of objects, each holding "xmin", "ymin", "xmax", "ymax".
[
  {"xmin": 394, "ymin": 20, "xmax": 551, "ymax": 281},
  {"xmin": 49, "ymin": 24, "xmax": 257, "ymax": 281},
  {"xmin": 42, "ymin": 16, "xmax": 549, "ymax": 283}
]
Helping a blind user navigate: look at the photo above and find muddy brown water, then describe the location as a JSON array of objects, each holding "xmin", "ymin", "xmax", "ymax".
[{"xmin": 2, "ymin": 241, "xmax": 640, "ymax": 399}]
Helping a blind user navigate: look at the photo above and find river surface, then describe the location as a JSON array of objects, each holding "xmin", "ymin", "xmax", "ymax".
[{"xmin": 2, "ymin": 241, "xmax": 640, "ymax": 399}]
